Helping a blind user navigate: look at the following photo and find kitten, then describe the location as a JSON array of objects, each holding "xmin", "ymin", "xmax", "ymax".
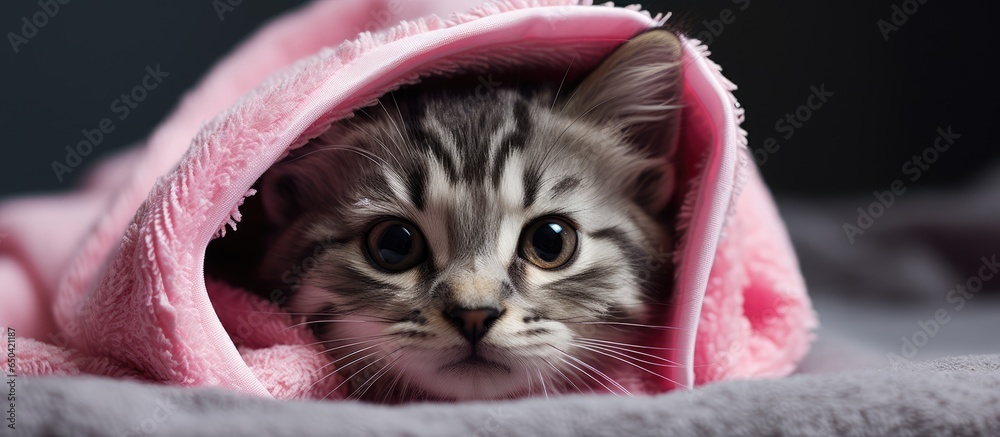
[{"xmin": 254, "ymin": 29, "xmax": 684, "ymax": 401}]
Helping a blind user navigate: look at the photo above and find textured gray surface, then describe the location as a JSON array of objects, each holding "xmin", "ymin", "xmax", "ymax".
[
  {"xmin": 15, "ymin": 175, "xmax": 1000, "ymax": 436},
  {"xmin": 17, "ymin": 354, "xmax": 1000, "ymax": 436}
]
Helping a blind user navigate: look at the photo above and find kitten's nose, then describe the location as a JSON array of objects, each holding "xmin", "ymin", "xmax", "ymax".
[{"xmin": 444, "ymin": 307, "xmax": 503, "ymax": 343}]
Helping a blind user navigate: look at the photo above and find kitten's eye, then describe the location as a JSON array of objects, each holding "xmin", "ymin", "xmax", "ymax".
[
  {"xmin": 366, "ymin": 219, "xmax": 427, "ymax": 272},
  {"xmin": 520, "ymin": 216, "xmax": 577, "ymax": 269}
]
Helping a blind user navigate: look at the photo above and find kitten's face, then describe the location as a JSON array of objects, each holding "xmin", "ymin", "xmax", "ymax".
[{"xmin": 258, "ymin": 30, "xmax": 683, "ymax": 401}]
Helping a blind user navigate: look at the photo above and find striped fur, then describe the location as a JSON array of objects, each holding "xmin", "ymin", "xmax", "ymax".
[{"xmin": 257, "ymin": 30, "xmax": 684, "ymax": 401}]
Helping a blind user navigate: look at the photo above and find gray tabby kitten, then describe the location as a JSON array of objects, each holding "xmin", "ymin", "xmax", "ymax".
[{"xmin": 256, "ymin": 29, "xmax": 684, "ymax": 401}]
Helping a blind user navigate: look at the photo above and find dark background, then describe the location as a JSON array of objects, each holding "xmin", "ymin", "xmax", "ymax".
[{"xmin": 1, "ymin": 0, "xmax": 997, "ymax": 197}]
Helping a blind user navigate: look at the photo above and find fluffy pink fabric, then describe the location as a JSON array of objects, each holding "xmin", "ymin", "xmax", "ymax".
[{"xmin": 0, "ymin": 0, "xmax": 816, "ymax": 399}]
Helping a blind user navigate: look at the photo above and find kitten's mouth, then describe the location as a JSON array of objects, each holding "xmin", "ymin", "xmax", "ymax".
[{"xmin": 438, "ymin": 354, "xmax": 510, "ymax": 374}]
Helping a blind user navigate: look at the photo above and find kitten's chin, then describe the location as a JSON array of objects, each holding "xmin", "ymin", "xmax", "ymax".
[
  {"xmin": 418, "ymin": 372, "xmax": 529, "ymax": 401},
  {"xmin": 402, "ymin": 351, "xmax": 535, "ymax": 401},
  {"xmin": 438, "ymin": 356, "xmax": 511, "ymax": 375}
]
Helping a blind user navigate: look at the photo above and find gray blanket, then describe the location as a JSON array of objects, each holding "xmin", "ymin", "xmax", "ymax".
[
  {"xmin": 18, "ymin": 354, "xmax": 1000, "ymax": 436},
  {"xmin": 16, "ymin": 169, "xmax": 1000, "ymax": 436}
]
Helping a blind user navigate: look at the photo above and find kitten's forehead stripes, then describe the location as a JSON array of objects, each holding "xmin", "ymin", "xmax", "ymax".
[
  {"xmin": 406, "ymin": 115, "xmax": 459, "ymax": 182},
  {"xmin": 550, "ymin": 176, "xmax": 581, "ymax": 198},
  {"xmin": 490, "ymin": 99, "xmax": 532, "ymax": 187},
  {"xmin": 445, "ymin": 191, "xmax": 503, "ymax": 260},
  {"xmin": 405, "ymin": 163, "xmax": 427, "ymax": 210},
  {"xmin": 396, "ymin": 88, "xmax": 537, "ymax": 187},
  {"xmin": 394, "ymin": 91, "xmax": 544, "ymax": 264},
  {"xmin": 304, "ymin": 82, "xmax": 660, "ymax": 314},
  {"xmin": 458, "ymin": 110, "xmax": 496, "ymax": 181},
  {"xmin": 521, "ymin": 164, "xmax": 542, "ymax": 209}
]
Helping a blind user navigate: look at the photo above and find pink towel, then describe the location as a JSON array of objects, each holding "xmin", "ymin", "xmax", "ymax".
[{"xmin": 0, "ymin": 0, "xmax": 816, "ymax": 399}]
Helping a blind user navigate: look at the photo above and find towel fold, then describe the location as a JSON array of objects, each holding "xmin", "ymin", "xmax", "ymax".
[{"xmin": 0, "ymin": 0, "xmax": 816, "ymax": 400}]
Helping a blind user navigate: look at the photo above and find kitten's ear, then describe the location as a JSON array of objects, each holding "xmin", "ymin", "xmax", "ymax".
[
  {"xmin": 565, "ymin": 29, "xmax": 684, "ymax": 149},
  {"xmin": 564, "ymin": 28, "xmax": 685, "ymax": 211}
]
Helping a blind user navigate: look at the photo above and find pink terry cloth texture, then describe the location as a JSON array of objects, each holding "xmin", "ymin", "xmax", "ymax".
[{"xmin": 0, "ymin": 0, "xmax": 816, "ymax": 400}]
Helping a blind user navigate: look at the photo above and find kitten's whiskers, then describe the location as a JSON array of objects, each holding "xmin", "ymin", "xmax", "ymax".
[
  {"xmin": 548, "ymin": 344, "xmax": 632, "ymax": 396},
  {"xmin": 569, "ymin": 341, "xmax": 682, "ymax": 387},
  {"xmin": 536, "ymin": 367, "xmax": 550, "ymax": 401},
  {"xmin": 575, "ymin": 337, "xmax": 677, "ymax": 351},
  {"xmin": 540, "ymin": 356, "xmax": 589, "ymax": 395},
  {"xmin": 348, "ymin": 350, "xmax": 404, "ymax": 401},
  {"xmin": 323, "ymin": 346, "xmax": 403, "ymax": 401},
  {"xmin": 567, "ymin": 321, "xmax": 680, "ymax": 330},
  {"xmin": 316, "ymin": 337, "xmax": 394, "ymax": 356},
  {"xmin": 574, "ymin": 339, "xmax": 680, "ymax": 366}
]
